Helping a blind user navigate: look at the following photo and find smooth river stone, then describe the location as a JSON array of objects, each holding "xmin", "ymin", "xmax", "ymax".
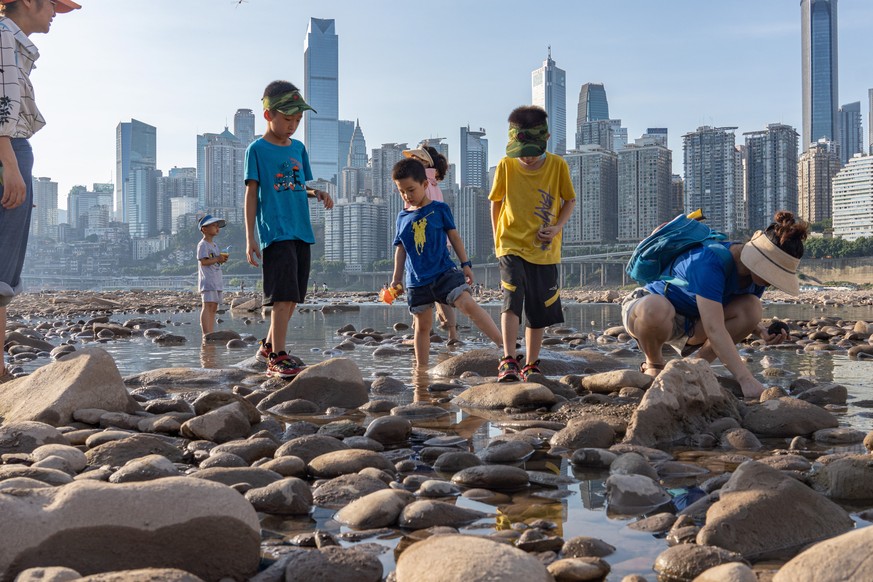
[
  {"xmin": 307, "ymin": 449, "xmax": 395, "ymax": 479},
  {"xmin": 450, "ymin": 465, "xmax": 530, "ymax": 490},
  {"xmin": 335, "ymin": 489, "xmax": 415, "ymax": 529},
  {"xmin": 476, "ymin": 440, "xmax": 535, "ymax": 464},
  {"xmin": 397, "ymin": 499, "xmax": 488, "ymax": 529}
]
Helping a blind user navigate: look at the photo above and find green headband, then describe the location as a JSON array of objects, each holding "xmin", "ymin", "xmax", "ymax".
[
  {"xmin": 506, "ymin": 123, "xmax": 549, "ymax": 158},
  {"xmin": 262, "ymin": 90, "xmax": 316, "ymax": 115}
]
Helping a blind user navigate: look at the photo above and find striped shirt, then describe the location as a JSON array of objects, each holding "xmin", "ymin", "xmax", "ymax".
[{"xmin": 0, "ymin": 17, "xmax": 45, "ymax": 138}]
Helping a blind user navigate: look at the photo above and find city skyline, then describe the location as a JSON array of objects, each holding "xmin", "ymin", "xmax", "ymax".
[{"xmin": 26, "ymin": 0, "xmax": 873, "ymax": 208}]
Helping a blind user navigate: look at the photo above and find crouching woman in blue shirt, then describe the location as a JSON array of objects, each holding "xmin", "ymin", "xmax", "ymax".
[{"xmin": 621, "ymin": 211, "xmax": 808, "ymax": 399}]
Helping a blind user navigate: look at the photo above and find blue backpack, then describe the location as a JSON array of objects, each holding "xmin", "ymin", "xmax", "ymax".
[{"xmin": 626, "ymin": 213, "xmax": 733, "ymax": 287}]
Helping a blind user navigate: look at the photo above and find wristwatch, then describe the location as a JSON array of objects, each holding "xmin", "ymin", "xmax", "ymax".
[{"xmin": 460, "ymin": 260, "xmax": 473, "ymax": 268}]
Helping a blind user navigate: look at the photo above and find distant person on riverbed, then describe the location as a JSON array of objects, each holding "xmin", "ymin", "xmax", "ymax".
[
  {"xmin": 390, "ymin": 157, "xmax": 502, "ymax": 367},
  {"xmin": 621, "ymin": 211, "xmax": 808, "ymax": 398},
  {"xmin": 197, "ymin": 214, "xmax": 227, "ymax": 337},
  {"xmin": 0, "ymin": 0, "xmax": 81, "ymax": 382},
  {"xmin": 244, "ymin": 80, "xmax": 333, "ymax": 379}
]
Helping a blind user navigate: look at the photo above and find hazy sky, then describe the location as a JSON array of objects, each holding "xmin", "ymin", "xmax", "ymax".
[{"xmin": 27, "ymin": 0, "xmax": 873, "ymax": 207}]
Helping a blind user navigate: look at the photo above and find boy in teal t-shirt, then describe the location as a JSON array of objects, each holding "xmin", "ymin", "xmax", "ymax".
[{"xmin": 244, "ymin": 80, "xmax": 333, "ymax": 379}]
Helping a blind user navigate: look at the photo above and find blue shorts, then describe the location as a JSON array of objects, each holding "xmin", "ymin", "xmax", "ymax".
[
  {"xmin": 0, "ymin": 139, "xmax": 34, "ymax": 307},
  {"xmin": 407, "ymin": 269, "xmax": 470, "ymax": 315}
]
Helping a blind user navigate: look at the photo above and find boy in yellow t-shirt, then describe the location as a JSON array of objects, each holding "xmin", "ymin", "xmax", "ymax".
[{"xmin": 489, "ymin": 105, "xmax": 576, "ymax": 382}]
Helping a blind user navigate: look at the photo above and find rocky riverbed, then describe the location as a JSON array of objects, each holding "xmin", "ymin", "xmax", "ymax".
[{"xmin": 2, "ymin": 290, "xmax": 873, "ymax": 581}]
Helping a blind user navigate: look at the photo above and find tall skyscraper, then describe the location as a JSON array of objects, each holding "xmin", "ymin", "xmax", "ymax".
[
  {"xmin": 324, "ymin": 197, "xmax": 388, "ymax": 269},
  {"xmin": 127, "ymin": 167, "xmax": 162, "ymax": 238},
  {"xmin": 869, "ymin": 89, "xmax": 873, "ymax": 155},
  {"xmin": 347, "ymin": 120, "xmax": 368, "ymax": 169},
  {"xmin": 233, "ymin": 109, "xmax": 255, "ymax": 146},
  {"xmin": 460, "ymin": 126, "xmax": 488, "ymax": 189},
  {"xmin": 30, "ymin": 177, "xmax": 58, "ymax": 239},
  {"xmin": 531, "ymin": 48, "xmax": 566, "ymax": 155},
  {"xmin": 563, "ymin": 145, "xmax": 618, "ymax": 244},
  {"xmin": 801, "ymin": 0, "xmax": 839, "ymax": 150},
  {"xmin": 833, "ymin": 154, "xmax": 873, "ymax": 240},
  {"xmin": 670, "ymin": 174, "xmax": 684, "ymax": 217},
  {"xmin": 617, "ymin": 136, "xmax": 672, "ymax": 242},
  {"xmin": 577, "ymin": 83, "xmax": 609, "ymax": 124},
  {"xmin": 838, "ymin": 101, "xmax": 863, "ymax": 165},
  {"xmin": 744, "ymin": 124, "xmax": 799, "ymax": 231},
  {"xmin": 455, "ymin": 186, "xmax": 493, "ymax": 261},
  {"xmin": 115, "ymin": 119, "xmax": 156, "ymax": 222},
  {"xmin": 798, "ymin": 138, "xmax": 840, "ymax": 224},
  {"xmin": 304, "ymin": 17, "xmax": 339, "ymax": 183},
  {"xmin": 683, "ymin": 126, "xmax": 741, "ymax": 234},
  {"xmin": 338, "ymin": 119, "xmax": 355, "ymax": 176}
]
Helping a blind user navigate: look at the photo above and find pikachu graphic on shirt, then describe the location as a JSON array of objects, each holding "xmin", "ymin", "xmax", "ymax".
[{"xmin": 412, "ymin": 212, "xmax": 434, "ymax": 255}]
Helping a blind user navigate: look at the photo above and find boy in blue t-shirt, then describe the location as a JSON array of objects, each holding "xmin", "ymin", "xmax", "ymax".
[
  {"xmin": 389, "ymin": 158, "xmax": 501, "ymax": 367},
  {"xmin": 244, "ymin": 80, "xmax": 333, "ymax": 379}
]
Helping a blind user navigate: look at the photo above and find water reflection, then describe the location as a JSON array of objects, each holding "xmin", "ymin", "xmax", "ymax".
[{"xmin": 199, "ymin": 343, "xmax": 221, "ymax": 369}]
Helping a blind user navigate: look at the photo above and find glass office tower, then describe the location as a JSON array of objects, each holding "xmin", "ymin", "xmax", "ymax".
[
  {"xmin": 304, "ymin": 18, "xmax": 339, "ymax": 183},
  {"xmin": 801, "ymin": 0, "xmax": 838, "ymax": 150}
]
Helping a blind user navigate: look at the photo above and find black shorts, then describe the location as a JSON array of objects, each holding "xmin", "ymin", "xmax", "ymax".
[
  {"xmin": 407, "ymin": 269, "xmax": 470, "ymax": 314},
  {"xmin": 499, "ymin": 255, "xmax": 563, "ymax": 329},
  {"xmin": 262, "ymin": 239, "xmax": 311, "ymax": 305}
]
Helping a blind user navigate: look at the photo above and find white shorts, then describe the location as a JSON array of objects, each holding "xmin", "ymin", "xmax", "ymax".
[
  {"xmin": 201, "ymin": 290, "xmax": 223, "ymax": 304},
  {"xmin": 621, "ymin": 288, "xmax": 696, "ymax": 355}
]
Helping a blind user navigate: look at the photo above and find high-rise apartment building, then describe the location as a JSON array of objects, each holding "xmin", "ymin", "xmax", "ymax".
[
  {"xmin": 798, "ymin": 139, "xmax": 840, "ymax": 224},
  {"xmin": 455, "ymin": 186, "xmax": 493, "ymax": 261},
  {"xmin": 577, "ymin": 83, "xmax": 609, "ymax": 124},
  {"xmin": 324, "ymin": 197, "xmax": 388, "ymax": 270},
  {"xmin": 370, "ymin": 143, "xmax": 407, "ymax": 256},
  {"xmin": 838, "ymin": 101, "xmax": 863, "ymax": 165},
  {"xmin": 734, "ymin": 145, "xmax": 747, "ymax": 232},
  {"xmin": 157, "ymin": 167, "xmax": 197, "ymax": 233},
  {"xmin": 198, "ymin": 128, "xmax": 245, "ymax": 210},
  {"xmin": 563, "ymin": 145, "xmax": 618, "ymax": 245},
  {"xmin": 30, "ymin": 177, "xmax": 58, "ymax": 239},
  {"xmin": 460, "ymin": 126, "xmax": 488, "ymax": 189},
  {"xmin": 115, "ymin": 119, "xmax": 157, "ymax": 222},
  {"xmin": 646, "ymin": 128, "xmax": 669, "ymax": 148},
  {"xmin": 67, "ymin": 184, "xmax": 112, "ymax": 230},
  {"xmin": 801, "ymin": 0, "xmax": 839, "ymax": 149},
  {"xmin": 531, "ymin": 48, "xmax": 566, "ymax": 155},
  {"xmin": 617, "ymin": 136, "xmax": 672, "ymax": 242},
  {"xmin": 304, "ymin": 18, "xmax": 339, "ymax": 182},
  {"xmin": 670, "ymin": 174, "xmax": 684, "ymax": 217},
  {"xmin": 169, "ymin": 196, "xmax": 198, "ymax": 235},
  {"xmin": 576, "ymin": 120, "xmax": 613, "ymax": 152},
  {"xmin": 610, "ymin": 120, "xmax": 628, "ymax": 152},
  {"xmin": 744, "ymin": 123, "xmax": 799, "ymax": 231},
  {"xmin": 683, "ymin": 126, "xmax": 740, "ymax": 234},
  {"xmin": 233, "ymin": 109, "xmax": 255, "ymax": 146},
  {"xmin": 833, "ymin": 154, "xmax": 873, "ymax": 240}
]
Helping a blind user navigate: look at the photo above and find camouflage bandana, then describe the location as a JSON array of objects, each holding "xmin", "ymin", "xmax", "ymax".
[
  {"xmin": 262, "ymin": 90, "xmax": 317, "ymax": 115},
  {"xmin": 506, "ymin": 123, "xmax": 549, "ymax": 158}
]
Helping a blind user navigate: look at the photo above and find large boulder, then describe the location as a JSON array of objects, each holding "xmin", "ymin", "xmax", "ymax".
[
  {"xmin": 773, "ymin": 525, "xmax": 873, "ymax": 582},
  {"xmin": 696, "ymin": 460, "xmax": 853, "ymax": 559},
  {"xmin": 808, "ymin": 454, "xmax": 873, "ymax": 499},
  {"xmin": 395, "ymin": 534, "xmax": 555, "ymax": 582},
  {"xmin": 257, "ymin": 358, "xmax": 368, "ymax": 412},
  {"xmin": 453, "ymin": 383, "xmax": 557, "ymax": 410},
  {"xmin": 624, "ymin": 359, "xmax": 741, "ymax": 447},
  {"xmin": 123, "ymin": 367, "xmax": 250, "ymax": 389},
  {"xmin": 0, "ymin": 477, "xmax": 260, "ymax": 581},
  {"xmin": 740, "ymin": 397, "xmax": 838, "ymax": 437},
  {"xmin": 0, "ymin": 422, "xmax": 68, "ymax": 455},
  {"xmin": 430, "ymin": 348, "xmax": 622, "ymax": 378},
  {"xmin": 0, "ymin": 348, "xmax": 140, "ymax": 426}
]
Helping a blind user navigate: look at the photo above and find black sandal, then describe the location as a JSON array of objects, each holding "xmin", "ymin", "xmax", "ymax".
[{"xmin": 640, "ymin": 361, "xmax": 665, "ymax": 373}]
